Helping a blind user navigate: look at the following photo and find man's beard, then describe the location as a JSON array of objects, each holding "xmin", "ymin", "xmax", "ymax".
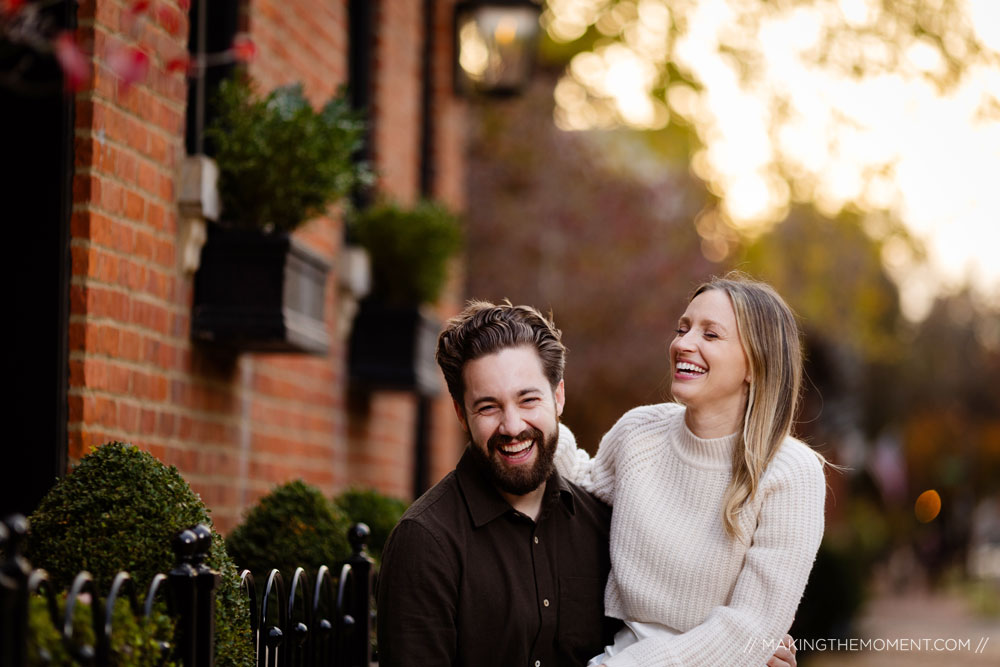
[{"xmin": 469, "ymin": 424, "xmax": 559, "ymax": 496}]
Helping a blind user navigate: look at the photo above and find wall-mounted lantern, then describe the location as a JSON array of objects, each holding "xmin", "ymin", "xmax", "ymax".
[{"xmin": 453, "ymin": 0, "xmax": 542, "ymax": 96}]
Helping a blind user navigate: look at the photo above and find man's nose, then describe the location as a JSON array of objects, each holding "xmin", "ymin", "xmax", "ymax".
[{"xmin": 498, "ymin": 408, "xmax": 526, "ymax": 437}]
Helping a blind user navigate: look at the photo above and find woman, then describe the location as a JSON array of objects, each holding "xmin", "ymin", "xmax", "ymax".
[{"xmin": 554, "ymin": 273, "xmax": 827, "ymax": 667}]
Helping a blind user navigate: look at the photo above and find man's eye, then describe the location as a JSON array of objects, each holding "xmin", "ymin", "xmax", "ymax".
[
  {"xmin": 521, "ymin": 397, "xmax": 539, "ymax": 406},
  {"xmin": 478, "ymin": 406, "xmax": 497, "ymax": 415}
]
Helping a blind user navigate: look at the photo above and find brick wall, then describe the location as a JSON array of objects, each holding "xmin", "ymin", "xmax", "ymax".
[
  {"xmin": 69, "ymin": 0, "xmax": 191, "ymax": 463},
  {"xmin": 68, "ymin": 0, "xmax": 466, "ymax": 533}
]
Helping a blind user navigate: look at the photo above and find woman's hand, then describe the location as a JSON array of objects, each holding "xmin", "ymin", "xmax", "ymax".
[{"xmin": 766, "ymin": 634, "xmax": 797, "ymax": 667}]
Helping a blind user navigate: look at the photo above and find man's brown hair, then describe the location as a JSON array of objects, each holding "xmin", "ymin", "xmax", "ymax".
[{"xmin": 435, "ymin": 300, "xmax": 566, "ymax": 404}]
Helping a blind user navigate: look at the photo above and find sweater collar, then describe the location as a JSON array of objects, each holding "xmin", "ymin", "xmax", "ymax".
[{"xmin": 673, "ymin": 409, "xmax": 738, "ymax": 470}]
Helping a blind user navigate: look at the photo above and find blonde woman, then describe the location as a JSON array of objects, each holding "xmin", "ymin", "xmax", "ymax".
[{"xmin": 555, "ymin": 274, "xmax": 827, "ymax": 666}]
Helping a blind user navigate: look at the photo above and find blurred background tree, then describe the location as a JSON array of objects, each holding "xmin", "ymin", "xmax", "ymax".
[
  {"xmin": 540, "ymin": 0, "xmax": 1000, "ymax": 320},
  {"xmin": 466, "ymin": 70, "xmax": 718, "ymax": 446}
]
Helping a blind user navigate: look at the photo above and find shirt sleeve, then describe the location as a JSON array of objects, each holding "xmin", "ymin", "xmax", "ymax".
[
  {"xmin": 603, "ymin": 451, "xmax": 827, "ymax": 667},
  {"xmin": 376, "ymin": 519, "xmax": 459, "ymax": 667},
  {"xmin": 553, "ymin": 417, "xmax": 632, "ymax": 506}
]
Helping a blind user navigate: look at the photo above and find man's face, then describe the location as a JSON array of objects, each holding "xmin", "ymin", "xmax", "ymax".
[{"xmin": 456, "ymin": 345, "xmax": 565, "ymax": 497}]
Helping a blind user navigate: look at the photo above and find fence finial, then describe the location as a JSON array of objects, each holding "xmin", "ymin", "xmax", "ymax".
[
  {"xmin": 347, "ymin": 522, "xmax": 371, "ymax": 556},
  {"xmin": 192, "ymin": 524, "xmax": 213, "ymax": 567}
]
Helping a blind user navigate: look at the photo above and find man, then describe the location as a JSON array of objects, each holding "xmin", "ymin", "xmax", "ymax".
[{"xmin": 376, "ymin": 300, "xmax": 797, "ymax": 667}]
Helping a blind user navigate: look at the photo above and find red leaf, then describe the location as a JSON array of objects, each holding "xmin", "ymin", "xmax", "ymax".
[
  {"xmin": 178, "ymin": 0, "xmax": 191, "ymax": 11},
  {"xmin": 108, "ymin": 46, "xmax": 150, "ymax": 87},
  {"xmin": 156, "ymin": 5, "xmax": 183, "ymax": 36},
  {"xmin": 127, "ymin": 0, "xmax": 151, "ymax": 15},
  {"xmin": 4, "ymin": 0, "xmax": 27, "ymax": 15},
  {"xmin": 231, "ymin": 34, "xmax": 256, "ymax": 62},
  {"xmin": 53, "ymin": 31, "xmax": 92, "ymax": 92},
  {"xmin": 166, "ymin": 55, "xmax": 191, "ymax": 75}
]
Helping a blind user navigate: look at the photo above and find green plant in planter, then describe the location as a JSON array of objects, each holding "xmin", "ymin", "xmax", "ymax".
[
  {"xmin": 25, "ymin": 442, "xmax": 254, "ymax": 667},
  {"xmin": 350, "ymin": 200, "xmax": 463, "ymax": 305},
  {"xmin": 333, "ymin": 487, "xmax": 410, "ymax": 564},
  {"xmin": 226, "ymin": 480, "xmax": 352, "ymax": 583},
  {"xmin": 206, "ymin": 75, "xmax": 370, "ymax": 232}
]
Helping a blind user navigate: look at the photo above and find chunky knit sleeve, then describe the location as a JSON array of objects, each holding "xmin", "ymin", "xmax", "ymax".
[
  {"xmin": 553, "ymin": 414, "xmax": 635, "ymax": 505},
  {"xmin": 604, "ymin": 439, "xmax": 827, "ymax": 667}
]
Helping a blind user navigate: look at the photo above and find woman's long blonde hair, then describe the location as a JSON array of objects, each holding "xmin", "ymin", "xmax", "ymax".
[{"xmin": 687, "ymin": 273, "xmax": 818, "ymax": 540}]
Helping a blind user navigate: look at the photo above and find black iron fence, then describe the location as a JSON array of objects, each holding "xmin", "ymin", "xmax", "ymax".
[{"xmin": 0, "ymin": 515, "xmax": 375, "ymax": 667}]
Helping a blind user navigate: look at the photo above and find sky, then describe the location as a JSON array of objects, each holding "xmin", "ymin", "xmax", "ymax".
[{"xmin": 542, "ymin": 0, "xmax": 1000, "ymax": 320}]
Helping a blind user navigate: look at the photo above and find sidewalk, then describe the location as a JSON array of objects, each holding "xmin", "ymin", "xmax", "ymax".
[{"xmin": 805, "ymin": 590, "xmax": 1000, "ymax": 666}]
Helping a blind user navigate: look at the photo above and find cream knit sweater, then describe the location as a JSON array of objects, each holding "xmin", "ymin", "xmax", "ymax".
[{"xmin": 554, "ymin": 402, "xmax": 826, "ymax": 667}]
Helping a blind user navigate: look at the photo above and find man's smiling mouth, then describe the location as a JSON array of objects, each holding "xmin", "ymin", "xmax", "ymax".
[{"xmin": 497, "ymin": 439, "xmax": 534, "ymax": 461}]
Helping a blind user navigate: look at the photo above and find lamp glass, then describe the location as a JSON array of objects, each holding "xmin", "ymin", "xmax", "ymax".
[{"xmin": 456, "ymin": 4, "xmax": 540, "ymax": 95}]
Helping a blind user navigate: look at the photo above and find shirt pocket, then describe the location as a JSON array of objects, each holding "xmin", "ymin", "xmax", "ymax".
[{"xmin": 558, "ymin": 575, "xmax": 607, "ymax": 647}]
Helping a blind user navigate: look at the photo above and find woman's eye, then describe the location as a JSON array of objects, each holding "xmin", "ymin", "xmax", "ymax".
[
  {"xmin": 674, "ymin": 328, "xmax": 688, "ymax": 335},
  {"xmin": 704, "ymin": 332, "xmax": 719, "ymax": 340}
]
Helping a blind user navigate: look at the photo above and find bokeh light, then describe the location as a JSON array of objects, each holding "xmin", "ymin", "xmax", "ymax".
[
  {"xmin": 544, "ymin": 0, "xmax": 1000, "ymax": 320},
  {"xmin": 914, "ymin": 489, "xmax": 942, "ymax": 523}
]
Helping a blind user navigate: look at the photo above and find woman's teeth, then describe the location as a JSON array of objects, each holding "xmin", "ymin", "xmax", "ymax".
[{"xmin": 677, "ymin": 361, "xmax": 706, "ymax": 374}]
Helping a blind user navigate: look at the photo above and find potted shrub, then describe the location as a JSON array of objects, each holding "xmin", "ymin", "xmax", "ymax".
[
  {"xmin": 191, "ymin": 75, "xmax": 369, "ymax": 354},
  {"xmin": 347, "ymin": 201, "xmax": 462, "ymax": 394}
]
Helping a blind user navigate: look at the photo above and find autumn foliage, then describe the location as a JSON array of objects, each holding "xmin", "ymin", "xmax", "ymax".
[{"xmin": 1, "ymin": 0, "xmax": 253, "ymax": 92}]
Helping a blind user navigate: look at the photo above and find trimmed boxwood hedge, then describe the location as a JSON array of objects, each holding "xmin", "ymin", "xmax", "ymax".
[
  {"xmin": 333, "ymin": 487, "xmax": 409, "ymax": 564},
  {"xmin": 226, "ymin": 480, "xmax": 352, "ymax": 582},
  {"xmin": 25, "ymin": 442, "xmax": 254, "ymax": 667}
]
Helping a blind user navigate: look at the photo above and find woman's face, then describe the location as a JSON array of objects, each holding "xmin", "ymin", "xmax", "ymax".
[{"xmin": 669, "ymin": 289, "xmax": 750, "ymax": 417}]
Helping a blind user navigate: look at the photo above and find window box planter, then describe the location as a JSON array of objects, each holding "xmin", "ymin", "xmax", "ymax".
[
  {"xmin": 348, "ymin": 298, "xmax": 441, "ymax": 395},
  {"xmin": 192, "ymin": 224, "xmax": 331, "ymax": 353}
]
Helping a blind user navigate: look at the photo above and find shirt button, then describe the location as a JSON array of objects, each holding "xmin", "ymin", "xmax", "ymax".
[
  {"xmin": 535, "ymin": 662, "xmax": 541, "ymax": 667},
  {"xmin": 533, "ymin": 536, "xmax": 539, "ymax": 544},
  {"xmin": 543, "ymin": 598, "xmax": 550, "ymax": 607}
]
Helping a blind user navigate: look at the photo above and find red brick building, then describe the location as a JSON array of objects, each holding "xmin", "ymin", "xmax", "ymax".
[{"xmin": 5, "ymin": 0, "xmax": 470, "ymax": 532}]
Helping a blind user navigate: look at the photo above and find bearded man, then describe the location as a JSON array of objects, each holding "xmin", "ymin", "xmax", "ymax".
[{"xmin": 377, "ymin": 300, "xmax": 615, "ymax": 667}]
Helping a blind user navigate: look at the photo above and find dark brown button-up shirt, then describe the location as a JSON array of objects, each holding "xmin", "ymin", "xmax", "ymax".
[{"xmin": 377, "ymin": 447, "xmax": 618, "ymax": 667}]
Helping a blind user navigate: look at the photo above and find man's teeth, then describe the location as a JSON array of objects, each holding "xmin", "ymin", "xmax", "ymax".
[
  {"xmin": 677, "ymin": 361, "xmax": 707, "ymax": 374},
  {"xmin": 500, "ymin": 440, "xmax": 533, "ymax": 454}
]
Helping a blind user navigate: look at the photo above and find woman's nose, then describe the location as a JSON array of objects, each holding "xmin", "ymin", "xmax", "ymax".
[{"xmin": 672, "ymin": 332, "xmax": 694, "ymax": 352}]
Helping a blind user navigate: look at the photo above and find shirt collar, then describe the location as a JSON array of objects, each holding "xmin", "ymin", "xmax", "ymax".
[{"xmin": 455, "ymin": 445, "xmax": 577, "ymax": 528}]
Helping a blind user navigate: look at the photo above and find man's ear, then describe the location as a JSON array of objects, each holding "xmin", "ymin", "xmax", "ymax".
[
  {"xmin": 453, "ymin": 399, "xmax": 469, "ymax": 432},
  {"xmin": 554, "ymin": 379, "xmax": 565, "ymax": 418}
]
